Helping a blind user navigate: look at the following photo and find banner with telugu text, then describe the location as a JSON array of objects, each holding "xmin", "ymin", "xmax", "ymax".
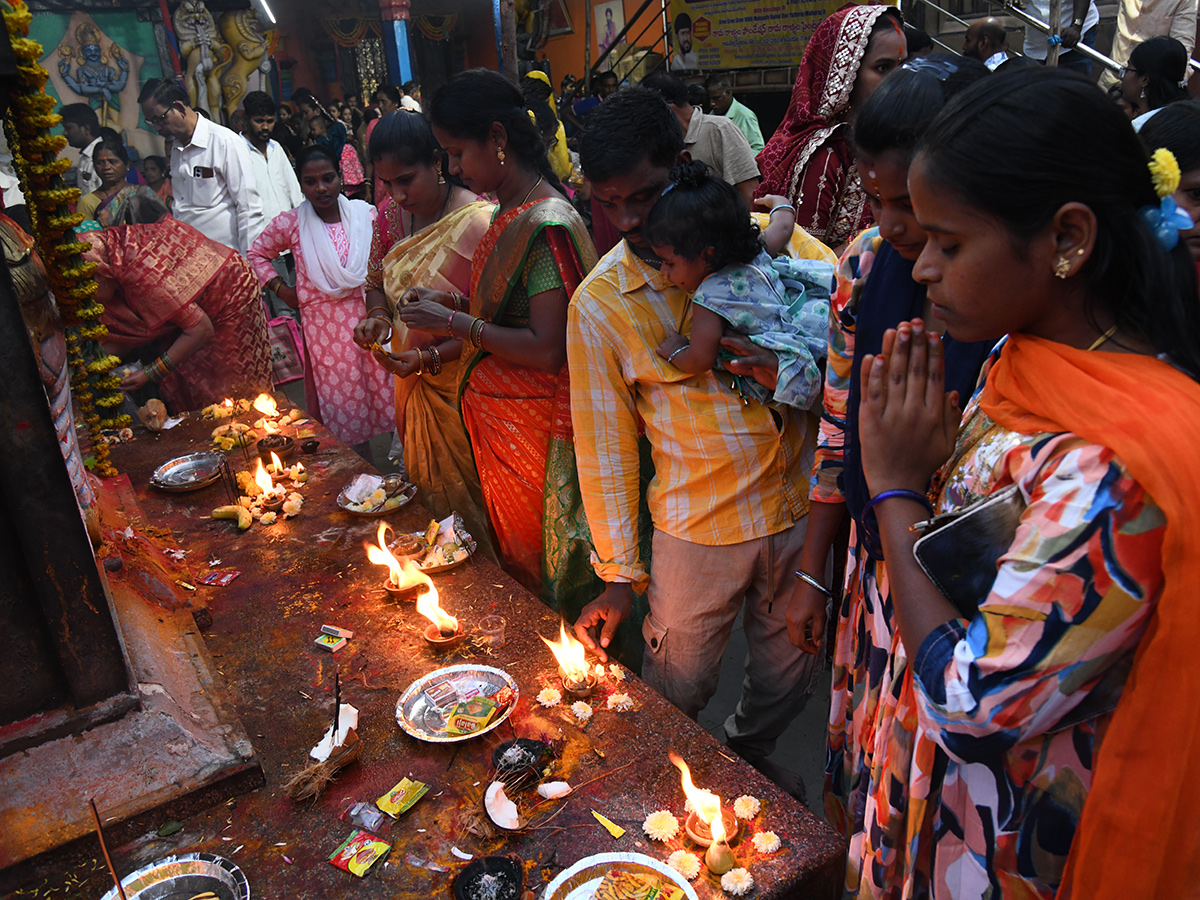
[{"xmin": 665, "ymin": 0, "xmax": 884, "ymax": 71}]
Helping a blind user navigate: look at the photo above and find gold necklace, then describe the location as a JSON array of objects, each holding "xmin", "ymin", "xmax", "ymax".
[
  {"xmin": 1087, "ymin": 324, "xmax": 1119, "ymax": 351},
  {"xmin": 519, "ymin": 176, "xmax": 543, "ymax": 207}
]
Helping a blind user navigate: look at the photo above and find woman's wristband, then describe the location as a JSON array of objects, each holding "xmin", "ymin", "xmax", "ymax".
[
  {"xmin": 268, "ymin": 277, "xmax": 285, "ymax": 295},
  {"xmin": 366, "ymin": 305, "xmax": 390, "ymax": 321},
  {"xmin": 768, "ymin": 203, "xmax": 796, "ymax": 217},
  {"xmin": 860, "ymin": 488, "xmax": 934, "ymax": 561},
  {"xmin": 794, "ymin": 569, "xmax": 833, "ymax": 599},
  {"xmin": 666, "ymin": 344, "xmax": 689, "ymax": 364},
  {"xmin": 447, "ymin": 311, "xmax": 457, "ymax": 336}
]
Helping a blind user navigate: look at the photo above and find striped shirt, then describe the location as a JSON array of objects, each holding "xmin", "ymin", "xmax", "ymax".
[{"xmin": 567, "ymin": 223, "xmax": 836, "ymax": 589}]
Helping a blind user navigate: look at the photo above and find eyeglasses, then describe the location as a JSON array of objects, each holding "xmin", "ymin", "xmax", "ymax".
[
  {"xmin": 1118, "ymin": 66, "xmax": 1141, "ymax": 79},
  {"xmin": 144, "ymin": 105, "xmax": 176, "ymax": 128}
]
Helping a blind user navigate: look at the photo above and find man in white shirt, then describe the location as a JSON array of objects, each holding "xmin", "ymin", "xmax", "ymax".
[
  {"xmin": 241, "ymin": 91, "xmax": 302, "ymax": 237},
  {"xmin": 963, "ymin": 18, "xmax": 1011, "ymax": 70},
  {"xmin": 241, "ymin": 90, "xmax": 302, "ymax": 318},
  {"xmin": 1023, "ymin": 0, "xmax": 1101, "ymax": 75},
  {"xmin": 139, "ymin": 78, "xmax": 264, "ymax": 254},
  {"xmin": 669, "ymin": 12, "xmax": 700, "ymax": 70},
  {"xmin": 61, "ymin": 103, "xmax": 102, "ymax": 194}
]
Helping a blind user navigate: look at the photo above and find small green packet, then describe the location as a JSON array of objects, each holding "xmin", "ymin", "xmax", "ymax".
[
  {"xmin": 444, "ymin": 696, "xmax": 498, "ymax": 735},
  {"xmin": 328, "ymin": 828, "xmax": 391, "ymax": 877},
  {"xmin": 376, "ymin": 777, "xmax": 430, "ymax": 818}
]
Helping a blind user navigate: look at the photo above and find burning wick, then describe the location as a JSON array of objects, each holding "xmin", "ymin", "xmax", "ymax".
[
  {"xmin": 541, "ymin": 621, "xmax": 596, "ymax": 693},
  {"xmin": 253, "ymin": 392, "xmax": 280, "ymax": 418},
  {"xmin": 269, "ymin": 450, "xmax": 285, "ymax": 475},
  {"xmin": 364, "ymin": 523, "xmax": 428, "ymax": 593},
  {"xmin": 670, "ymin": 751, "xmax": 736, "ymax": 873},
  {"xmin": 250, "ymin": 460, "xmax": 283, "ymax": 511},
  {"xmin": 417, "ymin": 579, "xmax": 459, "ymax": 637}
]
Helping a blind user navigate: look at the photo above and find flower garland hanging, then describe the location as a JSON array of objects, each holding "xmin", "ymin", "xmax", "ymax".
[{"xmin": 3, "ymin": 0, "xmax": 125, "ymax": 475}]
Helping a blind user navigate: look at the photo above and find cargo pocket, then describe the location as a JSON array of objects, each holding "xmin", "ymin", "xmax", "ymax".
[{"xmin": 642, "ymin": 610, "xmax": 668, "ymax": 657}]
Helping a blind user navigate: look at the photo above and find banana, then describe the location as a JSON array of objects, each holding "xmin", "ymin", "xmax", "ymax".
[{"xmin": 211, "ymin": 505, "xmax": 252, "ymax": 530}]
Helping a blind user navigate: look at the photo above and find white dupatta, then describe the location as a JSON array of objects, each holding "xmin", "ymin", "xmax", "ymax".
[{"xmin": 296, "ymin": 195, "xmax": 373, "ymax": 297}]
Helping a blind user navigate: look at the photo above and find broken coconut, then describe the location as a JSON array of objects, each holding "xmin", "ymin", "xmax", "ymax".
[{"xmin": 483, "ymin": 781, "xmax": 525, "ymax": 830}]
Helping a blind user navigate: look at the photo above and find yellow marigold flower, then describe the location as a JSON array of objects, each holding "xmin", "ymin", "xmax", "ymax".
[
  {"xmin": 1149, "ymin": 148, "xmax": 1181, "ymax": 198},
  {"xmin": 54, "ymin": 240, "xmax": 90, "ymax": 256},
  {"xmin": 17, "ymin": 64, "xmax": 47, "ymax": 88},
  {"xmin": 4, "ymin": 9, "xmax": 33, "ymax": 36},
  {"xmin": 85, "ymin": 413, "xmax": 100, "ymax": 425},
  {"xmin": 10, "ymin": 37, "xmax": 40, "ymax": 62},
  {"xmin": 96, "ymin": 393, "xmax": 123, "ymax": 408},
  {"xmin": 72, "ymin": 283, "xmax": 101, "ymax": 301}
]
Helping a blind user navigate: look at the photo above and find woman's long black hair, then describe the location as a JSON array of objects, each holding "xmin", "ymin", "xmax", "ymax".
[
  {"xmin": 643, "ymin": 161, "xmax": 762, "ymax": 269},
  {"xmin": 428, "ymin": 68, "xmax": 564, "ymax": 195},
  {"xmin": 1139, "ymin": 99, "xmax": 1200, "ymax": 173},
  {"xmin": 1129, "ymin": 36, "xmax": 1190, "ymax": 112},
  {"xmin": 916, "ymin": 67, "xmax": 1200, "ymax": 376}
]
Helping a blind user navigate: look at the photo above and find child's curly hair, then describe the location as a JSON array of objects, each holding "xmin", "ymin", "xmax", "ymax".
[{"xmin": 643, "ymin": 161, "xmax": 763, "ymax": 269}]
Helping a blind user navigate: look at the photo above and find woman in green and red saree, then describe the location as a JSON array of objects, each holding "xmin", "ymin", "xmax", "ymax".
[{"xmin": 397, "ymin": 69, "xmax": 601, "ymax": 616}]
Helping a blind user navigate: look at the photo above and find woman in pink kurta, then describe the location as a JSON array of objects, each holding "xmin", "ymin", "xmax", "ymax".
[{"xmin": 249, "ymin": 145, "xmax": 392, "ymax": 450}]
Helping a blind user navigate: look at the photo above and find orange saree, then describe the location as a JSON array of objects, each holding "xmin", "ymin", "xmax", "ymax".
[{"xmin": 460, "ymin": 197, "xmax": 599, "ymax": 607}]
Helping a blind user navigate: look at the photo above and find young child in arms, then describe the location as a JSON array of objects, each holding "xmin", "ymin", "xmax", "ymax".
[{"xmin": 646, "ymin": 161, "xmax": 833, "ymax": 408}]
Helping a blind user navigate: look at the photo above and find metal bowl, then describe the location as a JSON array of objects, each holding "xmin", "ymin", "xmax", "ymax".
[
  {"xmin": 99, "ymin": 852, "xmax": 249, "ymax": 900},
  {"xmin": 150, "ymin": 452, "xmax": 224, "ymax": 493}
]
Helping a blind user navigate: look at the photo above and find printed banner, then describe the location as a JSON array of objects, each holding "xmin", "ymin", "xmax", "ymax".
[{"xmin": 666, "ymin": 0, "xmax": 887, "ymax": 70}]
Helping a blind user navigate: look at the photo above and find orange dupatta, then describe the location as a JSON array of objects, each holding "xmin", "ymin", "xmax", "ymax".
[{"xmin": 978, "ymin": 334, "xmax": 1200, "ymax": 899}]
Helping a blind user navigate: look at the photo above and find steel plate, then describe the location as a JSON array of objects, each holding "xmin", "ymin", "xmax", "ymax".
[
  {"xmin": 541, "ymin": 852, "xmax": 699, "ymax": 900},
  {"xmin": 396, "ymin": 664, "xmax": 518, "ymax": 743},
  {"xmin": 99, "ymin": 852, "xmax": 249, "ymax": 900},
  {"xmin": 150, "ymin": 452, "xmax": 224, "ymax": 492}
]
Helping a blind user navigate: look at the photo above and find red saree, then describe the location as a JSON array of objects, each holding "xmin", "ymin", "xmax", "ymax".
[
  {"xmin": 86, "ymin": 218, "xmax": 272, "ymax": 412},
  {"xmin": 755, "ymin": 4, "xmax": 889, "ymax": 248},
  {"xmin": 461, "ymin": 197, "xmax": 599, "ymax": 603}
]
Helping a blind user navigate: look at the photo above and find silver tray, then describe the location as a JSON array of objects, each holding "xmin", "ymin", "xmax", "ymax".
[
  {"xmin": 542, "ymin": 852, "xmax": 699, "ymax": 900},
  {"xmin": 100, "ymin": 852, "xmax": 249, "ymax": 900},
  {"xmin": 336, "ymin": 481, "xmax": 417, "ymax": 516},
  {"xmin": 150, "ymin": 452, "xmax": 225, "ymax": 492},
  {"xmin": 389, "ymin": 527, "xmax": 477, "ymax": 574},
  {"xmin": 396, "ymin": 664, "xmax": 517, "ymax": 743}
]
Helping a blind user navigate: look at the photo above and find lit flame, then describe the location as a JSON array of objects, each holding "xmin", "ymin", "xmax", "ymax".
[
  {"xmin": 269, "ymin": 451, "xmax": 284, "ymax": 474},
  {"xmin": 365, "ymin": 523, "xmax": 425, "ymax": 590},
  {"xmin": 416, "ymin": 575, "xmax": 458, "ymax": 635},
  {"xmin": 253, "ymin": 393, "xmax": 279, "ymax": 417},
  {"xmin": 541, "ymin": 621, "xmax": 591, "ymax": 684},
  {"xmin": 262, "ymin": 418, "xmax": 279, "ymax": 435},
  {"xmin": 222, "ymin": 398, "xmax": 233, "ymax": 408},
  {"xmin": 670, "ymin": 751, "xmax": 726, "ymax": 843},
  {"xmin": 253, "ymin": 457, "xmax": 275, "ymax": 496}
]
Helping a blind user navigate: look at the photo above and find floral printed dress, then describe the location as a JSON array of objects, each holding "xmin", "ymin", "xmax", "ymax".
[
  {"xmin": 910, "ymin": 344, "xmax": 1164, "ymax": 898},
  {"xmin": 691, "ymin": 248, "xmax": 832, "ymax": 408}
]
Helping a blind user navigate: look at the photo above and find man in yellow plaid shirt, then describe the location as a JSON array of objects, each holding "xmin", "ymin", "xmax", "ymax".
[{"xmin": 568, "ymin": 88, "xmax": 835, "ymax": 791}]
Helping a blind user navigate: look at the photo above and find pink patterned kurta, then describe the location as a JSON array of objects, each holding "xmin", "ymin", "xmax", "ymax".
[{"xmin": 249, "ymin": 207, "xmax": 393, "ymax": 446}]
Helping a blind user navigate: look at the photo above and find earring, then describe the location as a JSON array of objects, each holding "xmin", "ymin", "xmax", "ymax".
[
  {"xmin": 1054, "ymin": 257, "xmax": 1071, "ymax": 279},
  {"xmin": 1075, "ymin": 246, "xmax": 1085, "ymax": 256},
  {"xmin": 1140, "ymin": 87, "xmax": 1147, "ymax": 98},
  {"xmin": 437, "ymin": 173, "xmax": 446, "ymax": 184},
  {"xmin": 497, "ymin": 147, "xmax": 506, "ymax": 165}
]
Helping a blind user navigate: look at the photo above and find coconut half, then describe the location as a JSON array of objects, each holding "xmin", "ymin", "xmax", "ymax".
[
  {"xmin": 536, "ymin": 781, "xmax": 572, "ymax": 800},
  {"xmin": 484, "ymin": 781, "xmax": 524, "ymax": 830}
]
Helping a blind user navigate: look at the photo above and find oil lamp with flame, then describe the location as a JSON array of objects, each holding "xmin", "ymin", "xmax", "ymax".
[
  {"xmin": 253, "ymin": 393, "xmax": 280, "ymax": 418},
  {"xmin": 254, "ymin": 458, "xmax": 286, "ymax": 510},
  {"xmin": 670, "ymin": 751, "xmax": 739, "ymax": 873},
  {"xmin": 541, "ymin": 622, "xmax": 598, "ymax": 697},
  {"xmin": 363, "ymin": 525, "xmax": 463, "ymax": 649},
  {"xmin": 365, "ymin": 524, "xmax": 427, "ymax": 598}
]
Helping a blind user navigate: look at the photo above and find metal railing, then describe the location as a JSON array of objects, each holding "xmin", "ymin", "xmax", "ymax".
[{"xmin": 908, "ymin": 0, "xmax": 1121, "ymax": 72}]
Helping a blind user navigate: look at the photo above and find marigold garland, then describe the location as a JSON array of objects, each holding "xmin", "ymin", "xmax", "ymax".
[{"xmin": 4, "ymin": 0, "xmax": 120, "ymax": 475}]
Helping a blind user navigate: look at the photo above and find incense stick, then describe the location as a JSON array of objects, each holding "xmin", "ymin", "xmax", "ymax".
[
  {"xmin": 332, "ymin": 662, "xmax": 341, "ymax": 749},
  {"xmin": 89, "ymin": 798, "xmax": 128, "ymax": 900}
]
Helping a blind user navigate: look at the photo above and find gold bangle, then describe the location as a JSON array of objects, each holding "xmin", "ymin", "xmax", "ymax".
[{"xmin": 366, "ymin": 305, "xmax": 390, "ymax": 320}]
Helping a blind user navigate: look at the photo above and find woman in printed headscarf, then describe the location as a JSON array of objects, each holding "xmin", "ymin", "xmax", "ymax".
[{"xmin": 756, "ymin": 5, "xmax": 905, "ymax": 251}]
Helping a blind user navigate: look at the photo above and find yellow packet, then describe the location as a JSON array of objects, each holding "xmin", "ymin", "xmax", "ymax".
[
  {"xmin": 376, "ymin": 777, "xmax": 429, "ymax": 818},
  {"xmin": 443, "ymin": 697, "xmax": 498, "ymax": 735}
]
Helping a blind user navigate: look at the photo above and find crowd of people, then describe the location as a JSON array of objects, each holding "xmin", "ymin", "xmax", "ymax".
[{"xmin": 33, "ymin": 6, "xmax": 1200, "ymax": 895}]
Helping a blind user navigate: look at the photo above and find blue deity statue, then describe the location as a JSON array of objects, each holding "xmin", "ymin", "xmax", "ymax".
[{"xmin": 58, "ymin": 23, "xmax": 129, "ymax": 125}]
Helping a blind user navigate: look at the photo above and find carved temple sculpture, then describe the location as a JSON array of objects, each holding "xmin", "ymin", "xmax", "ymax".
[
  {"xmin": 217, "ymin": 8, "xmax": 275, "ymax": 119},
  {"xmin": 56, "ymin": 21, "xmax": 129, "ymax": 130},
  {"xmin": 173, "ymin": 0, "xmax": 231, "ymax": 120}
]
